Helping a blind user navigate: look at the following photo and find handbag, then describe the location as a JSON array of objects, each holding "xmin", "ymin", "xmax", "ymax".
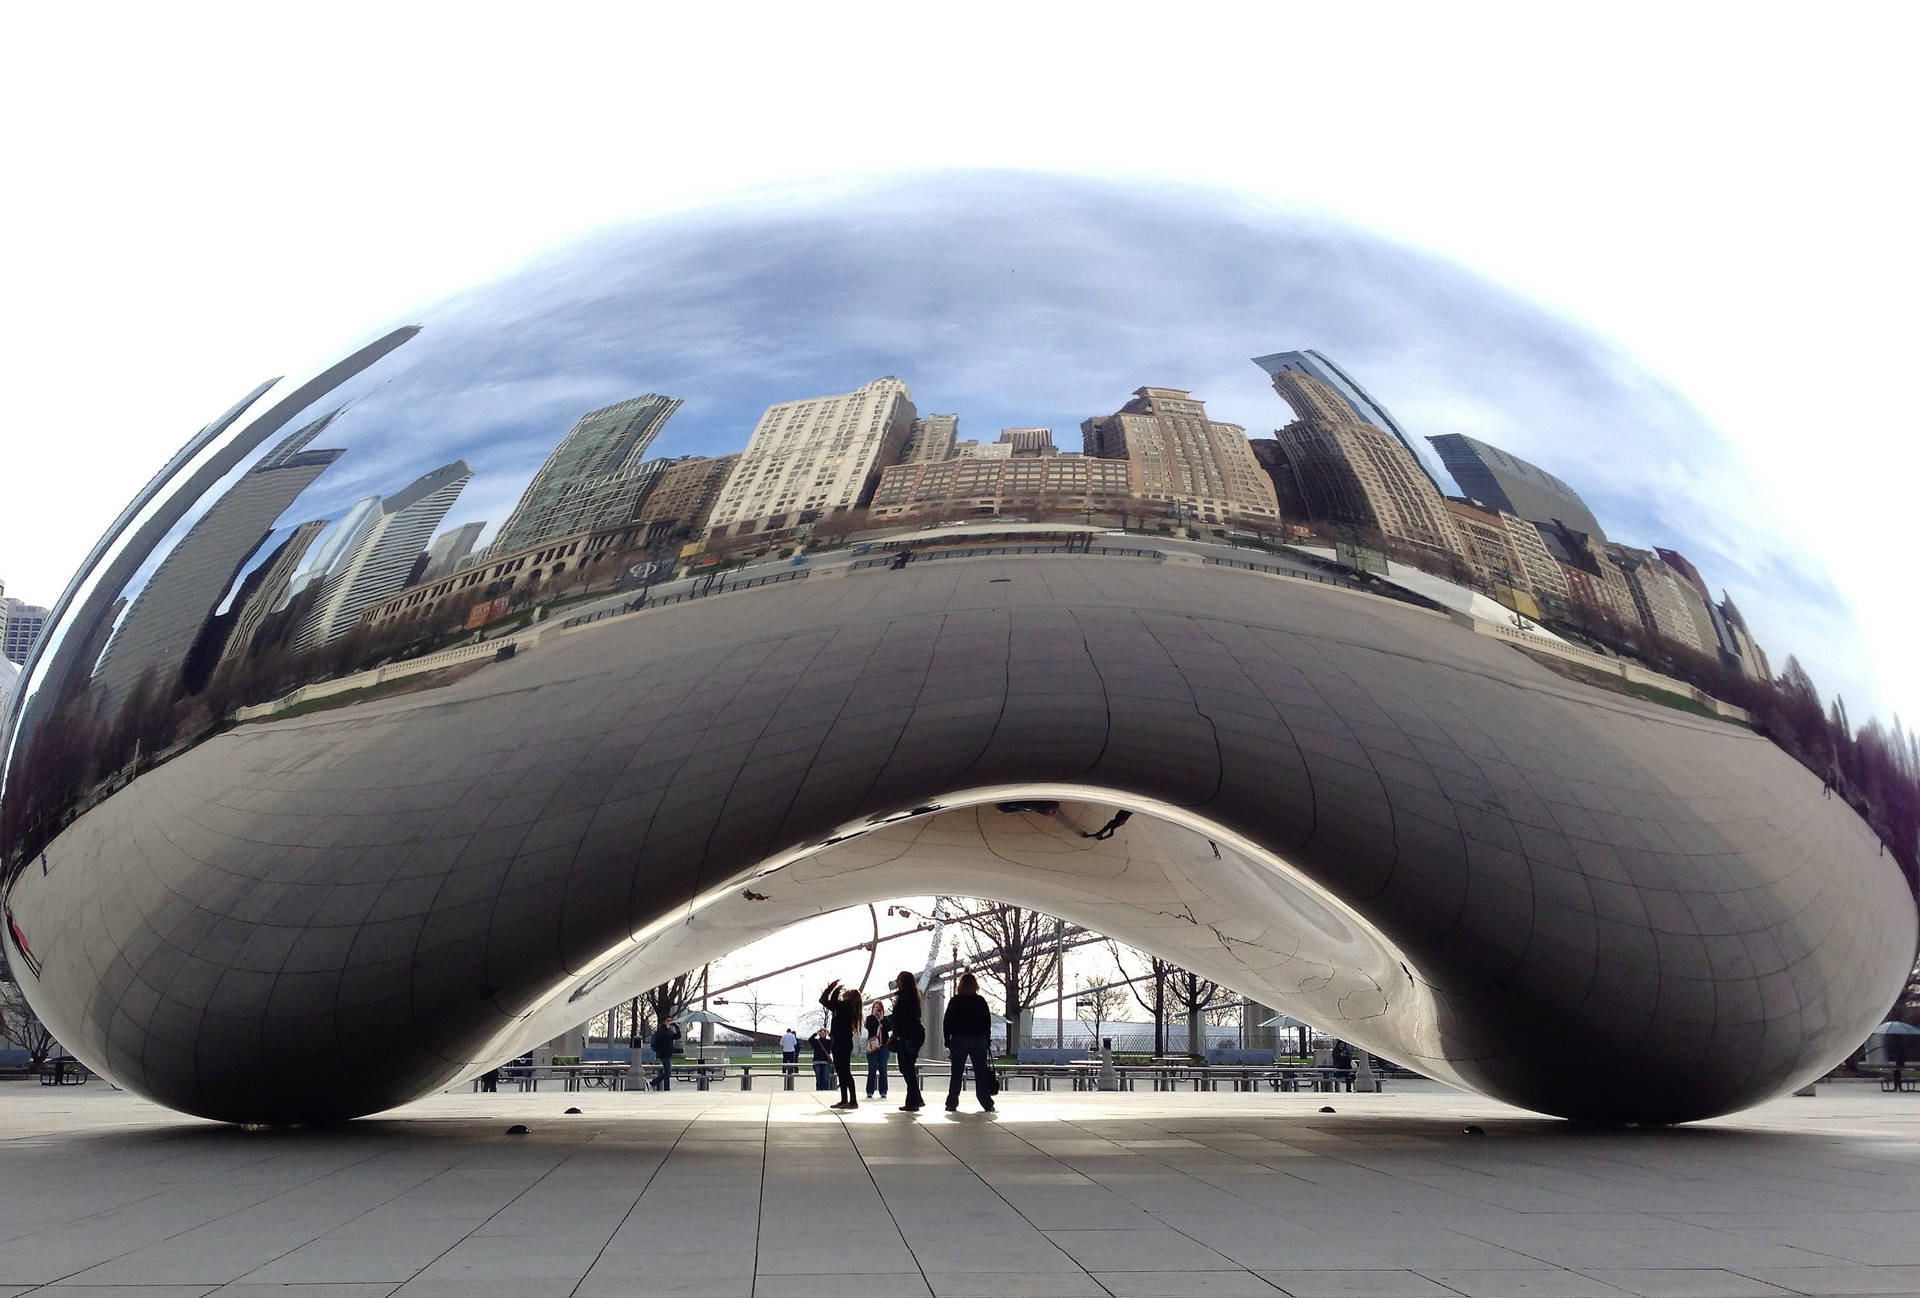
[
  {"xmin": 865, "ymin": 1036, "xmax": 880, "ymax": 1054},
  {"xmin": 986, "ymin": 1065, "xmax": 1001, "ymax": 1096}
]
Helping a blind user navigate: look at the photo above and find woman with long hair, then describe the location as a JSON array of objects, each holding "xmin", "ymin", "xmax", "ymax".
[
  {"xmin": 889, "ymin": 970, "xmax": 926, "ymax": 1111},
  {"xmin": 864, "ymin": 999, "xmax": 891, "ymax": 1101},
  {"xmin": 942, "ymin": 971, "xmax": 995, "ymax": 1113},
  {"xmin": 819, "ymin": 979, "xmax": 864, "ymax": 1109}
]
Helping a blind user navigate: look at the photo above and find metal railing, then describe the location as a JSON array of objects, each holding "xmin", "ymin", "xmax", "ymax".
[
  {"xmin": 561, "ymin": 566, "xmax": 813, "ymax": 629},
  {"xmin": 849, "ymin": 543, "xmax": 1163, "ymax": 570},
  {"xmin": 1201, "ymin": 554, "xmax": 1445, "ymax": 612}
]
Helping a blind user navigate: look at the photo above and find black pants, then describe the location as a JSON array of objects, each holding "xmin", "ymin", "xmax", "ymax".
[
  {"xmin": 946, "ymin": 1033, "xmax": 993, "ymax": 1109},
  {"xmin": 895, "ymin": 1037, "xmax": 923, "ymax": 1107},
  {"xmin": 831, "ymin": 1040, "xmax": 856, "ymax": 1102},
  {"xmin": 781, "ymin": 1050, "xmax": 798, "ymax": 1076}
]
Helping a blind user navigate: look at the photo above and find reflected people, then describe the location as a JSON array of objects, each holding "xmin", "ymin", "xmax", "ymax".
[{"xmin": 0, "ymin": 174, "xmax": 1913, "ymax": 1129}]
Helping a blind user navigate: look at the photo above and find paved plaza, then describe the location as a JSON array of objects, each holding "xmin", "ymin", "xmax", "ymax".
[{"xmin": 4, "ymin": 1083, "xmax": 1920, "ymax": 1297}]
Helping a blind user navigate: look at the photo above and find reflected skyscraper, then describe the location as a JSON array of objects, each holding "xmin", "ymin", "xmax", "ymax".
[
  {"xmin": 419, "ymin": 521, "xmax": 487, "ymax": 584},
  {"xmin": 208, "ymin": 519, "xmax": 329, "ymax": 675},
  {"xmin": 1252, "ymin": 349, "xmax": 1441, "ymax": 492},
  {"xmin": 706, "ymin": 378, "xmax": 915, "ymax": 539},
  {"xmin": 899, "ymin": 414, "xmax": 958, "ymax": 464},
  {"xmin": 1082, "ymin": 387, "xmax": 1279, "ymax": 527},
  {"xmin": 1264, "ymin": 370, "xmax": 1463, "ymax": 556},
  {"xmin": 291, "ymin": 494, "xmax": 381, "ymax": 598},
  {"xmin": 493, "ymin": 395, "xmax": 682, "ymax": 553},
  {"xmin": 293, "ymin": 461, "xmax": 472, "ymax": 650},
  {"xmin": 91, "ymin": 415, "xmax": 346, "ymax": 708},
  {"xmin": 1429, "ymin": 431, "xmax": 1606, "ymax": 542}
]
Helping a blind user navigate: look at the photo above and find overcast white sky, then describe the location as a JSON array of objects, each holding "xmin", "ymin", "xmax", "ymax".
[{"xmin": 2, "ymin": 3, "xmax": 1913, "ymax": 732}]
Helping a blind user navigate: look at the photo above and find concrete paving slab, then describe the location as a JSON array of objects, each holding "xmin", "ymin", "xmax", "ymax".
[{"xmin": 3, "ymin": 1083, "xmax": 1918, "ymax": 1298}]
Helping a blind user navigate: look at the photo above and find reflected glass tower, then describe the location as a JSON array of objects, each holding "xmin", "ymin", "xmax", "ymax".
[
  {"xmin": 1252, "ymin": 349, "xmax": 1441, "ymax": 492},
  {"xmin": 493, "ymin": 395, "xmax": 682, "ymax": 553},
  {"xmin": 293, "ymin": 460, "xmax": 472, "ymax": 649},
  {"xmin": 1429, "ymin": 431, "xmax": 1606, "ymax": 542},
  {"xmin": 91, "ymin": 415, "xmax": 346, "ymax": 708}
]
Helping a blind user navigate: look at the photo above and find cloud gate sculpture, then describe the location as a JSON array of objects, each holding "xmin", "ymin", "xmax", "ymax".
[{"xmin": 2, "ymin": 176, "xmax": 1913, "ymax": 1127}]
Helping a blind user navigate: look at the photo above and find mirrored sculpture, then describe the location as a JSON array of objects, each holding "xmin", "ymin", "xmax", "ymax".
[{"xmin": 3, "ymin": 176, "xmax": 1912, "ymax": 1125}]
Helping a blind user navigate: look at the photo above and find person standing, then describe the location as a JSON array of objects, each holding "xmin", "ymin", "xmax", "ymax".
[
  {"xmin": 864, "ymin": 1000, "xmax": 892, "ymax": 1100},
  {"xmin": 890, "ymin": 970, "xmax": 926, "ymax": 1112},
  {"xmin": 649, "ymin": 1016, "xmax": 682, "ymax": 1091},
  {"xmin": 820, "ymin": 979, "xmax": 863, "ymax": 1109},
  {"xmin": 810, "ymin": 1029, "xmax": 833, "ymax": 1090},
  {"xmin": 943, "ymin": 972, "xmax": 995, "ymax": 1113},
  {"xmin": 780, "ymin": 1027, "xmax": 799, "ymax": 1077}
]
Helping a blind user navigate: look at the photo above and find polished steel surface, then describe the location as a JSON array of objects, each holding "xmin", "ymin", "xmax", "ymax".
[{"xmin": 2, "ymin": 177, "xmax": 1912, "ymax": 1125}]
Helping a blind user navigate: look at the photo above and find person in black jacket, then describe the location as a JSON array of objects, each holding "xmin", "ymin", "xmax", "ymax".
[
  {"xmin": 648, "ymin": 1016, "xmax": 682, "ymax": 1091},
  {"xmin": 820, "ymin": 979, "xmax": 864, "ymax": 1109},
  {"xmin": 942, "ymin": 972, "xmax": 995, "ymax": 1113},
  {"xmin": 864, "ymin": 1000, "xmax": 891, "ymax": 1100},
  {"xmin": 889, "ymin": 970, "xmax": 926, "ymax": 1112}
]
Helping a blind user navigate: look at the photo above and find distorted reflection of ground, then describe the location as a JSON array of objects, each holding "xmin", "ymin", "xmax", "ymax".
[{"xmin": 4, "ymin": 1082, "xmax": 1918, "ymax": 1296}]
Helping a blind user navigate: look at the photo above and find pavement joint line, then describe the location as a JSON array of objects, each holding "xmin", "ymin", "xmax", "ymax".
[{"xmin": 23, "ymin": 1122, "xmax": 409, "ymax": 1286}]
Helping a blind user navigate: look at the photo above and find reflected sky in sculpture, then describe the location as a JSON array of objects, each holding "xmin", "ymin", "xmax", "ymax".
[{"xmin": 180, "ymin": 174, "xmax": 1851, "ymax": 712}]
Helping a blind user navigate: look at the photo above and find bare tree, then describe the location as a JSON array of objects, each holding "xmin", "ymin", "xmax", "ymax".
[
  {"xmin": 642, "ymin": 970, "xmax": 700, "ymax": 1038},
  {"xmin": 0, "ymin": 980, "xmax": 54, "ymax": 1073},
  {"xmin": 948, "ymin": 898, "xmax": 1066, "ymax": 1056},
  {"xmin": 1170, "ymin": 966, "xmax": 1234, "ymax": 1059},
  {"xmin": 1111, "ymin": 942, "xmax": 1171, "ymax": 1056},
  {"xmin": 1074, "ymin": 970, "xmax": 1127, "ymax": 1049}
]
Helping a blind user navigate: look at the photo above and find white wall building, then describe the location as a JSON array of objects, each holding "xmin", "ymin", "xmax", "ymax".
[{"xmin": 706, "ymin": 377, "xmax": 916, "ymax": 539}]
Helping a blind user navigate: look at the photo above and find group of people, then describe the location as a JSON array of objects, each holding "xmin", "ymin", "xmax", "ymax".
[
  {"xmin": 637, "ymin": 971, "xmax": 1000, "ymax": 1113},
  {"xmin": 812, "ymin": 970, "xmax": 995, "ymax": 1113}
]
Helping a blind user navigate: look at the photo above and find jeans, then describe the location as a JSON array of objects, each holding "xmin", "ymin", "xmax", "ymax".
[
  {"xmin": 946, "ymin": 1033, "xmax": 993, "ymax": 1109},
  {"xmin": 865, "ymin": 1047, "xmax": 890, "ymax": 1097},
  {"xmin": 896, "ymin": 1038, "xmax": 923, "ymax": 1107},
  {"xmin": 812, "ymin": 1059, "xmax": 832, "ymax": 1090},
  {"xmin": 651, "ymin": 1055, "xmax": 673, "ymax": 1090}
]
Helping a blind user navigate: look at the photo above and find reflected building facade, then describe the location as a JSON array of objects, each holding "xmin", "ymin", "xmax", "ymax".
[
  {"xmin": 1253, "ymin": 349, "xmax": 1442, "ymax": 492},
  {"xmin": 1265, "ymin": 370, "xmax": 1464, "ymax": 557},
  {"xmin": 1082, "ymin": 387, "xmax": 1278, "ymax": 527},
  {"xmin": 292, "ymin": 460, "xmax": 471, "ymax": 649},
  {"xmin": 91, "ymin": 416, "xmax": 346, "ymax": 708},
  {"xmin": 493, "ymin": 395, "xmax": 681, "ymax": 554},
  {"xmin": 1429, "ymin": 432, "xmax": 1607, "ymax": 542},
  {"xmin": 706, "ymin": 377, "xmax": 915, "ymax": 539}
]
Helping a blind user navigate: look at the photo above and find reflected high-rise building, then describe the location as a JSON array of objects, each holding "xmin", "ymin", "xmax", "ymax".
[
  {"xmin": 91, "ymin": 415, "xmax": 347, "ymax": 708},
  {"xmin": 294, "ymin": 460, "xmax": 472, "ymax": 650},
  {"xmin": 208, "ymin": 519, "xmax": 330, "ymax": 676},
  {"xmin": 998, "ymin": 427, "xmax": 1056, "ymax": 456},
  {"xmin": 634, "ymin": 454, "xmax": 740, "ymax": 540},
  {"xmin": 493, "ymin": 394, "xmax": 682, "ymax": 553},
  {"xmin": 1082, "ymin": 387, "xmax": 1279, "ymax": 528},
  {"xmin": 1428, "ymin": 432, "xmax": 1606, "ymax": 542},
  {"xmin": 899, "ymin": 414, "xmax": 958, "ymax": 464},
  {"xmin": 290, "ymin": 494, "xmax": 381, "ymax": 599},
  {"xmin": 1609, "ymin": 544, "xmax": 1719, "ymax": 656},
  {"xmin": 1252, "ymin": 349, "xmax": 1441, "ymax": 492},
  {"xmin": 706, "ymin": 378, "xmax": 916, "ymax": 540},
  {"xmin": 1263, "ymin": 371, "xmax": 1463, "ymax": 556},
  {"xmin": 419, "ymin": 521, "xmax": 487, "ymax": 585}
]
